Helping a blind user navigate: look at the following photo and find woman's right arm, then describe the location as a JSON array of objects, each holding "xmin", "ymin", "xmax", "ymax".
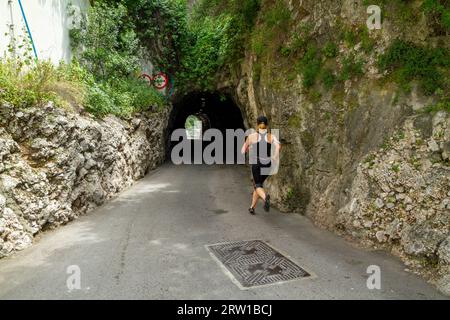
[
  {"xmin": 241, "ymin": 134, "xmax": 254, "ymax": 154},
  {"xmin": 241, "ymin": 137, "xmax": 250, "ymax": 154}
]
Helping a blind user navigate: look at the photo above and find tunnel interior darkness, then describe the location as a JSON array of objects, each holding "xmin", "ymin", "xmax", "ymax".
[{"xmin": 167, "ymin": 92, "xmax": 246, "ymax": 163}]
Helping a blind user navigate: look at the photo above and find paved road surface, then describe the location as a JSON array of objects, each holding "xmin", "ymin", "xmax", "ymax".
[{"xmin": 0, "ymin": 164, "xmax": 446, "ymax": 299}]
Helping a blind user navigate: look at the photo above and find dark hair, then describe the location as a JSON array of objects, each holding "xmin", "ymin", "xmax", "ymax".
[{"xmin": 257, "ymin": 115, "xmax": 268, "ymax": 125}]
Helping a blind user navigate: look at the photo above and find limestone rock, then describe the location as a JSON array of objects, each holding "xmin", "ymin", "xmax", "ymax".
[
  {"xmin": 428, "ymin": 140, "xmax": 440, "ymax": 153},
  {"xmin": 437, "ymin": 273, "xmax": 450, "ymax": 296},
  {"xmin": 438, "ymin": 237, "xmax": 450, "ymax": 265},
  {"xmin": 0, "ymin": 102, "xmax": 170, "ymax": 257},
  {"xmin": 442, "ymin": 142, "xmax": 450, "ymax": 161},
  {"xmin": 401, "ymin": 222, "xmax": 446, "ymax": 258}
]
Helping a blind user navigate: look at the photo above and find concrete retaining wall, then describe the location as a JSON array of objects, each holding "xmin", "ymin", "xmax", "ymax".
[{"xmin": 0, "ymin": 0, "xmax": 89, "ymax": 63}]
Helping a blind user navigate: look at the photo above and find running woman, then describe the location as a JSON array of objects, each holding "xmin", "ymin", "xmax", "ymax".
[{"xmin": 241, "ymin": 116, "xmax": 281, "ymax": 215}]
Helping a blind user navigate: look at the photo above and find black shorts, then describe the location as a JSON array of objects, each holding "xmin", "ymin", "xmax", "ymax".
[{"xmin": 251, "ymin": 162, "xmax": 271, "ymax": 189}]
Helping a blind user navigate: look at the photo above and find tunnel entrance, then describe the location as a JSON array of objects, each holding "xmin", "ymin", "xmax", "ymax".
[{"xmin": 167, "ymin": 92, "xmax": 246, "ymax": 164}]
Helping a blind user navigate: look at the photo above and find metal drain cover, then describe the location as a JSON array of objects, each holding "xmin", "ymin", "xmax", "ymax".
[{"xmin": 206, "ymin": 240, "xmax": 312, "ymax": 289}]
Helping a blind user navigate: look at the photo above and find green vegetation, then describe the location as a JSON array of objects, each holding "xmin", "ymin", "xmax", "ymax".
[
  {"xmin": 251, "ymin": 1, "xmax": 291, "ymax": 59},
  {"xmin": 391, "ymin": 163, "xmax": 401, "ymax": 173},
  {"xmin": 86, "ymin": 0, "xmax": 241, "ymax": 89},
  {"xmin": 263, "ymin": 1, "xmax": 291, "ymax": 30},
  {"xmin": 359, "ymin": 28, "xmax": 375, "ymax": 53},
  {"xmin": 81, "ymin": 0, "xmax": 262, "ymax": 90},
  {"xmin": 180, "ymin": 15, "xmax": 240, "ymax": 89},
  {"xmin": 84, "ymin": 76, "xmax": 166, "ymax": 117},
  {"xmin": 321, "ymin": 68, "xmax": 336, "ymax": 90},
  {"xmin": 364, "ymin": 154, "xmax": 376, "ymax": 169},
  {"xmin": 0, "ymin": 59, "xmax": 166, "ymax": 117},
  {"xmin": 286, "ymin": 24, "xmax": 312, "ymax": 54},
  {"xmin": 68, "ymin": 1, "xmax": 167, "ymax": 116},
  {"xmin": 378, "ymin": 39, "xmax": 450, "ymax": 112},
  {"xmin": 70, "ymin": 2, "xmax": 140, "ymax": 80},
  {"xmin": 323, "ymin": 42, "xmax": 338, "ymax": 58},
  {"xmin": 409, "ymin": 156, "xmax": 422, "ymax": 170},
  {"xmin": 381, "ymin": 137, "xmax": 392, "ymax": 151},
  {"xmin": 340, "ymin": 25, "xmax": 375, "ymax": 53},
  {"xmin": 363, "ymin": 0, "xmax": 450, "ymax": 32},
  {"xmin": 424, "ymin": 100, "xmax": 450, "ymax": 113},
  {"xmin": 393, "ymin": 130, "xmax": 406, "ymax": 142},
  {"xmin": 0, "ymin": 60, "xmax": 82, "ymax": 109},
  {"xmin": 296, "ymin": 45, "xmax": 322, "ymax": 89},
  {"xmin": 4, "ymin": 0, "xmax": 449, "ymax": 116},
  {"xmin": 183, "ymin": 0, "xmax": 261, "ymax": 88},
  {"xmin": 378, "ymin": 40, "xmax": 450, "ymax": 94},
  {"xmin": 422, "ymin": 0, "xmax": 450, "ymax": 30},
  {"xmin": 340, "ymin": 54, "xmax": 364, "ymax": 81},
  {"xmin": 285, "ymin": 187, "xmax": 296, "ymax": 200},
  {"xmin": 1, "ymin": 1, "xmax": 167, "ymax": 118},
  {"xmin": 343, "ymin": 29, "xmax": 358, "ymax": 48}
]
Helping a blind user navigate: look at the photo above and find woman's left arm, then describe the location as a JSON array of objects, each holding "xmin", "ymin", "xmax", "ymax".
[{"xmin": 272, "ymin": 135, "xmax": 281, "ymax": 161}]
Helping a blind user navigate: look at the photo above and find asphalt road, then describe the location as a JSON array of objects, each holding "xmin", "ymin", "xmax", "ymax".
[{"xmin": 0, "ymin": 164, "xmax": 446, "ymax": 299}]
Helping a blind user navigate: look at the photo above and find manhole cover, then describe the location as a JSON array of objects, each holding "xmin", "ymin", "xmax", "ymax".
[{"xmin": 206, "ymin": 240, "xmax": 313, "ymax": 289}]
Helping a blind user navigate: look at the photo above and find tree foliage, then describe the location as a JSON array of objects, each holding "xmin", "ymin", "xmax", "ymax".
[{"xmin": 69, "ymin": 1, "xmax": 167, "ymax": 117}]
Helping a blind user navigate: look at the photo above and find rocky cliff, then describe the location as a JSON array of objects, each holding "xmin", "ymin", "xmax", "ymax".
[
  {"xmin": 0, "ymin": 103, "xmax": 169, "ymax": 258},
  {"xmin": 216, "ymin": 0, "xmax": 450, "ymax": 294}
]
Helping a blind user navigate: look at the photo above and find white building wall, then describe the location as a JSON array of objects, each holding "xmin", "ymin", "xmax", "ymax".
[{"xmin": 0, "ymin": 0, "xmax": 89, "ymax": 64}]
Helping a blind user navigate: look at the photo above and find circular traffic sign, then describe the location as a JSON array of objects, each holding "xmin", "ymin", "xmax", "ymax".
[{"xmin": 153, "ymin": 72, "xmax": 169, "ymax": 89}]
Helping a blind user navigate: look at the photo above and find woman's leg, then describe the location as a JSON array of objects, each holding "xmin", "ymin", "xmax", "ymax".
[
  {"xmin": 251, "ymin": 164, "xmax": 267, "ymax": 208},
  {"xmin": 255, "ymin": 170, "xmax": 270, "ymax": 201},
  {"xmin": 251, "ymin": 190, "xmax": 259, "ymax": 208},
  {"xmin": 255, "ymin": 187, "xmax": 266, "ymax": 201},
  {"xmin": 258, "ymin": 171, "xmax": 270, "ymax": 211}
]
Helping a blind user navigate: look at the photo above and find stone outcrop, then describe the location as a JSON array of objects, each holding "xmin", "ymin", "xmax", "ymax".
[
  {"xmin": 336, "ymin": 111, "xmax": 450, "ymax": 294},
  {"xmin": 0, "ymin": 102, "xmax": 169, "ymax": 258},
  {"xmin": 217, "ymin": 0, "xmax": 450, "ymax": 294}
]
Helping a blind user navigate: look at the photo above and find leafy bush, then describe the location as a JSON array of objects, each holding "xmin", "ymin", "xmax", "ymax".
[
  {"xmin": 68, "ymin": 1, "xmax": 167, "ymax": 117},
  {"xmin": 424, "ymin": 99, "xmax": 450, "ymax": 113},
  {"xmin": 113, "ymin": 78, "xmax": 167, "ymax": 113},
  {"xmin": 340, "ymin": 26, "xmax": 375, "ymax": 53},
  {"xmin": 0, "ymin": 60, "xmax": 83, "ymax": 109},
  {"xmin": 263, "ymin": 1, "xmax": 291, "ymax": 31},
  {"xmin": 107, "ymin": 0, "xmax": 190, "ymax": 75},
  {"xmin": 296, "ymin": 45, "xmax": 322, "ymax": 89},
  {"xmin": 422, "ymin": 0, "xmax": 450, "ymax": 30},
  {"xmin": 181, "ymin": 15, "xmax": 240, "ymax": 89},
  {"xmin": 321, "ymin": 68, "xmax": 336, "ymax": 90},
  {"xmin": 0, "ymin": 59, "xmax": 165, "ymax": 117},
  {"xmin": 323, "ymin": 42, "xmax": 338, "ymax": 58},
  {"xmin": 363, "ymin": 0, "xmax": 449, "ymax": 31},
  {"xmin": 280, "ymin": 46, "xmax": 291, "ymax": 57},
  {"xmin": 280, "ymin": 23, "xmax": 312, "ymax": 58},
  {"xmin": 360, "ymin": 28, "xmax": 375, "ymax": 53},
  {"xmin": 83, "ymin": 76, "xmax": 166, "ymax": 117},
  {"xmin": 183, "ymin": 0, "xmax": 261, "ymax": 88},
  {"xmin": 378, "ymin": 40, "xmax": 450, "ymax": 95},
  {"xmin": 343, "ymin": 29, "xmax": 358, "ymax": 47},
  {"xmin": 192, "ymin": 0, "xmax": 261, "ymax": 26},
  {"xmin": 252, "ymin": 32, "xmax": 266, "ymax": 57},
  {"xmin": 84, "ymin": 82, "xmax": 116, "ymax": 116},
  {"xmin": 290, "ymin": 33, "xmax": 308, "ymax": 53},
  {"xmin": 340, "ymin": 54, "xmax": 364, "ymax": 81},
  {"xmin": 70, "ymin": 1, "xmax": 140, "ymax": 80}
]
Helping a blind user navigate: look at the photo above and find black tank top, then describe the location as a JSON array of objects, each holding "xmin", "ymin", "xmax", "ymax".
[{"xmin": 256, "ymin": 132, "xmax": 271, "ymax": 165}]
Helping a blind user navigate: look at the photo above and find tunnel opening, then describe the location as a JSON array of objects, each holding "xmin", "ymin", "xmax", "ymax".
[{"xmin": 167, "ymin": 92, "xmax": 246, "ymax": 164}]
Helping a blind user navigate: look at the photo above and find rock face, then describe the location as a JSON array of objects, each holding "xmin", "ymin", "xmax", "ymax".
[
  {"xmin": 0, "ymin": 102, "xmax": 169, "ymax": 258},
  {"xmin": 336, "ymin": 112, "xmax": 450, "ymax": 292},
  {"xmin": 216, "ymin": 0, "xmax": 450, "ymax": 294}
]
